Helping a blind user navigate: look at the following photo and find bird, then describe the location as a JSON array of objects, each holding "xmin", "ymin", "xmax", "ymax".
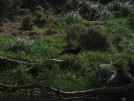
[{"xmin": 59, "ymin": 47, "xmax": 81, "ymax": 55}]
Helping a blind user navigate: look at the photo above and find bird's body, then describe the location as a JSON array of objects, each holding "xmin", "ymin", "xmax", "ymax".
[{"xmin": 59, "ymin": 47, "xmax": 81, "ymax": 55}]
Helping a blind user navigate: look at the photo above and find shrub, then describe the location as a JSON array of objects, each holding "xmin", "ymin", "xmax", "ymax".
[
  {"xmin": 63, "ymin": 11, "xmax": 82, "ymax": 25},
  {"xmin": 104, "ymin": 18, "xmax": 134, "ymax": 52},
  {"xmin": 44, "ymin": 15, "xmax": 59, "ymax": 35},
  {"xmin": 66, "ymin": 24, "xmax": 86, "ymax": 47},
  {"xmin": 99, "ymin": 5, "xmax": 114, "ymax": 19},
  {"xmin": 118, "ymin": 37, "xmax": 134, "ymax": 53},
  {"xmin": 111, "ymin": 53, "xmax": 129, "ymax": 71},
  {"xmin": 79, "ymin": 1, "xmax": 100, "ymax": 20},
  {"xmin": 105, "ymin": 0, "xmax": 133, "ymax": 17},
  {"xmin": 33, "ymin": 6, "xmax": 47, "ymax": 27},
  {"xmin": 20, "ymin": 15, "xmax": 33, "ymax": 30},
  {"xmin": 63, "ymin": 0, "xmax": 80, "ymax": 12},
  {"xmin": 7, "ymin": 38, "xmax": 32, "ymax": 54},
  {"xmin": 79, "ymin": 26, "xmax": 111, "ymax": 51},
  {"xmin": 46, "ymin": 15, "xmax": 58, "ymax": 29}
]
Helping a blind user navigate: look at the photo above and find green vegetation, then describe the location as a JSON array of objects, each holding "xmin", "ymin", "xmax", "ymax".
[{"xmin": 0, "ymin": 0, "xmax": 134, "ymax": 92}]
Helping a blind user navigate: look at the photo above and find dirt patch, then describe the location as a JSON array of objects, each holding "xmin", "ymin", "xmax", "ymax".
[
  {"xmin": 0, "ymin": 22, "xmax": 43, "ymax": 39},
  {"xmin": 0, "ymin": 22, "xmax": 20, "ymax": 35}
]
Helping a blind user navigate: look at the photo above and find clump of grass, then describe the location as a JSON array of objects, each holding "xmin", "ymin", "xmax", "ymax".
[
  {"xmin": 20, "ymin": 15, "xmax": 33, "ymax": 30},
  {"xmin": 80, "ymin": 26, "xmax": 111, "ymax": 51},
  {"xmin": 63, "ymin": 11, "xmax": 83, "ymax": 25},
  {"xmin": 7, "ymin": 38, "xmax": 33, "ymax": 54},
  {"xmin": 66, "ymin": 24, "xmax": 86, "ymax": 47},
  {"xmin": 102, "ymin": 0, "xmax": 133, "ymax": 18},
  {"xmin": 79, "ymin": 1, "xmax": 100, "ymax": 20},
  {"xmin": 33, "ymin": 6, "xmax": 47, "ymax": 27},
  {"xmin": 104, "ymin": 18, "xmax": 134, "ymax": 52}
]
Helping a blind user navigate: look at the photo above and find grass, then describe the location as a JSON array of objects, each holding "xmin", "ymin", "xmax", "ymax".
[
  {"xmin": 104, "ymin": 17, "xmax": 134, "ymax": 52},
  {"xmin": 0, "ymin": 35, "xmax": 113, "ymax": 90},
  {"xmin": 104, "ymin": 17, "xmax": 133, "ymax": 36},
  {"xmin": 0, "ymin": 35, "xmax": 66, "ymax": 61},
  {"xmin": 0, "ymin": 16, "xmax": 134, "ymax": 90}
]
